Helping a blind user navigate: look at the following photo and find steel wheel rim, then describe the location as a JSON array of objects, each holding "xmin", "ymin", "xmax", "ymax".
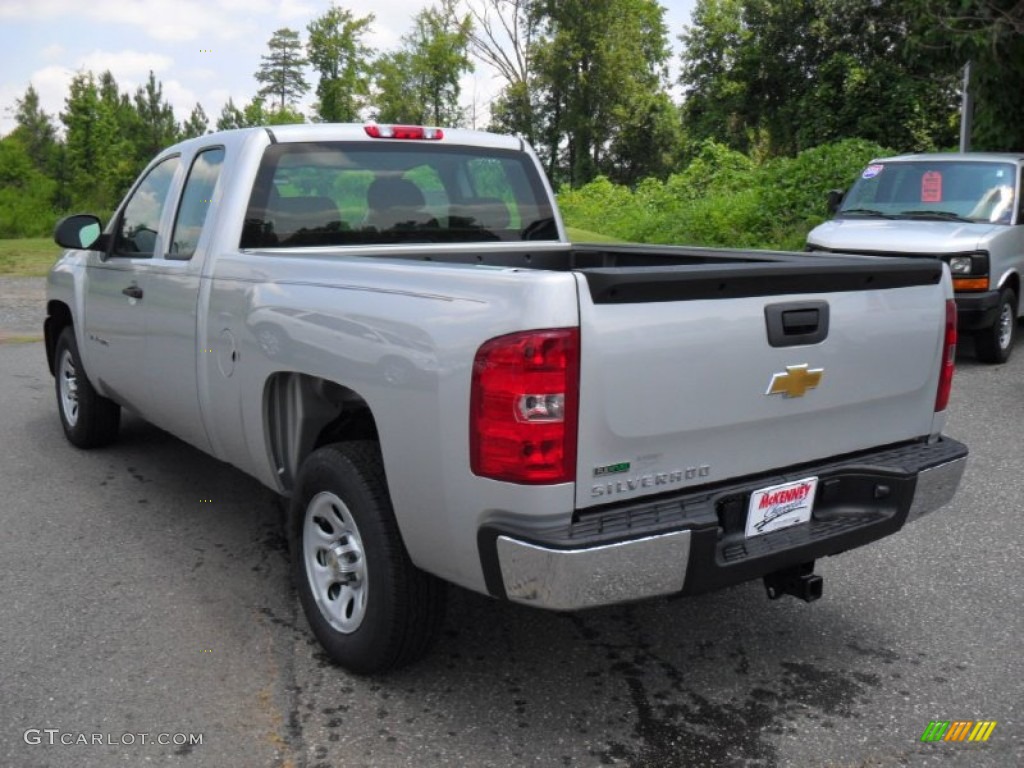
[
  {"xmin": 998, "ymin": 302, "xmax": 1013, "ymax": 350},
  {"xmin": 303, "ymin": 491, "xmax": 368, "ymax": 634},
  {"xmin": 58, "ymin": 348, "xmax": 79, "ymax": 427}
]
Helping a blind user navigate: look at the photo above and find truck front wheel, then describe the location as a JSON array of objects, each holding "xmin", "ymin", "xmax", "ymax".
[
  {"xmin": 289, "ymin": 442, "xmax": 446, "ymax": 673},
  {"xmin": 975, "ymin": 287, "xmax": 1017, "ymax": 364},
  {"xmin": 54, "ymin": 327, "xmax": 121, "ymax": 447}
]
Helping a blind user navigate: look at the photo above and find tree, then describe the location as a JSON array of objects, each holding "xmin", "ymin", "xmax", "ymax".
[
  {"xmin": 531, "ymin": 0, "xmax": 675, "ymax": 185},
  {"xmin": 216, "ymin": 98, "xmax": 247, "ymax": 130},
  {"xmin": 307, "ymin": 6, "xmax": 374, "ymax": 122},
  {"xmin": 181, "ymin": 103, "xmax": 209, "ymax": 138},
  {"xmin": 133, "ymin": 71, "xmax": 179, "ymax": 159},
  {"xmin": 97, "ymin": 71, "xmax": 147, "ymax": 201},
  {"xmin": 215, "ymin": 97, "xmax": 302, "ymax": 130},
  {"xmin": 908, "ymin": 0, "xmax": 1024, "ymax": 150},
  {"xmin": 255, "ymin": 28, "xmax": 310, "ymax": 111},
  {"xmin": 60, "ymin": 72, "xmax": 122, "ymax": 210},
  {"xmin": 373, "ymin": 0, "xmax": 474, "ymax": 126},
  {"xmin": 678, "ymin": 0, "xmax": 753, "ymax": 153},
  {"xmin": 373, "ymin": 51, "xmax": 420, "ymax": 123},
  {"xmin": 11, "ymin": 85, "xmax": 57, "ymax": 171},
  {"xmin": 0, "ymin": 134, "xmax": 58, "ymax": 237},
  {"xmin": 679, "ymin": 0, "xmax": 960, "ymax": 157},
  {"xmin": 464, "ymin": 0, "xmax": 539, "ymax": 139},
  {"xmin": 604, "ymin": 90, "xmax": 684, "ymax": 185},
  {"xmin": 243, "ymin": 97, "xmax": 305, "ymax": 126}
]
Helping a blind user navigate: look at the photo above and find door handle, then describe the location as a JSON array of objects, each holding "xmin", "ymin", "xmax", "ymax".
[{"xmin": 122, "ymin": 285, "xmax": 144, "ymax": 300}]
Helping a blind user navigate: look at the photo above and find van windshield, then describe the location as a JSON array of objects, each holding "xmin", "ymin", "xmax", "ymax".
[
  {"xmin": 840, "ymin": 160, "xmax": 1018, "ymax": 225},
  {"xmin": 241, "ymin": 142, "xmax": 559, "ymax": 248}
]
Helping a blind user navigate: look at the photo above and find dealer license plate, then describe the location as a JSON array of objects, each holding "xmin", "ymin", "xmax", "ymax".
[{"xmin": 745, "ymin": 477, "xmax": 818, "ymax": 538}]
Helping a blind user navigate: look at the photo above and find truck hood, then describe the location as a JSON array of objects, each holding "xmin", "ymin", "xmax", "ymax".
[{"xmin": 807, "ymin": 219, "xmax": 1001, "ymax": 255}]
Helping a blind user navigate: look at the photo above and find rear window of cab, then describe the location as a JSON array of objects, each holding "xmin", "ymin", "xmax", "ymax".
[{"xmin": 240, "ymin": 142, "xmax": 559, "ymax": 248}]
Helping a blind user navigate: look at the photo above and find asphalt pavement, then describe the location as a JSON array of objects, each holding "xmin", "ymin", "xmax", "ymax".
[{"xmin": 0, "ymin": 336, "xmax": 1020, "ymax": 768}]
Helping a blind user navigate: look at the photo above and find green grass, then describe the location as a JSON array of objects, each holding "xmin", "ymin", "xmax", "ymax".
[
  {"xmin": 0, "ymin": 333, "xmax": 44, "ymax": 344},
  {"xmin": 565, "ymin": 226, "xmax": 624, "ymax": 244},
  {"xmin": 0, "ymin": 238, "xmax": 62, "ymax": 277}
]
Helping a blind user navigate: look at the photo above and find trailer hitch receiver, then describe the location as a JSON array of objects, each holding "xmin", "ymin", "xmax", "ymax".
[{"xmin": 764, "ymin": 562, "xmax": 822, "ymax": 603}]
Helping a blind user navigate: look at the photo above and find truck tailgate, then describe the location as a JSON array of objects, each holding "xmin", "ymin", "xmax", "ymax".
[{"xmin": 573, "ymin": 259, "xmax": 947, "ymax": 510}]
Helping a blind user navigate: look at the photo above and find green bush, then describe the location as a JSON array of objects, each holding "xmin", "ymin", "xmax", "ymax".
[
  {"xmin": 557, "ymin": 138, "xmax": 890, "ymax": 251},
  {"xmin": 0, "ymin": 136, "xmax": 60, "ymax": 238}
]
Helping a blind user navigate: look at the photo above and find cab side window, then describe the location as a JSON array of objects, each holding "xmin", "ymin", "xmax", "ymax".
[
  {"xmin": 170, "ymin": 148, "xmax": 226, "ymax": 260},
  {"xmin": 114, "ymin": 156, "xmax": 180, "ymax": 256}
]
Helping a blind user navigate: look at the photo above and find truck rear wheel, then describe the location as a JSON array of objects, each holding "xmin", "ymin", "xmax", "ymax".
[
  {"xmin": 54, "ymin": 327, "xmax": 121, "ymax": 447},
  {"xmin": 289, "ymin": 441, "xmax": 445, "ymax": 673},
  {"xmin": 975, "ymin": 287, "xmax": 1017, "ymax": 364}
]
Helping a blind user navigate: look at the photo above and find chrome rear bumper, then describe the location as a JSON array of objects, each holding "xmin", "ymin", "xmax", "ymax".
[
  {"xmin": 496, "ymin": 531, "xmax": 691, "ymax": 611},
  {"xmin": 905, "ymin": 457, "xmax": 968, "ymax": 524}
]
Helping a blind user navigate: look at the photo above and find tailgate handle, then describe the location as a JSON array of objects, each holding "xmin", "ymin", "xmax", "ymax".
[{"xmin": 765, "ymin": 301, "xmax": 829, "ymax": 347}]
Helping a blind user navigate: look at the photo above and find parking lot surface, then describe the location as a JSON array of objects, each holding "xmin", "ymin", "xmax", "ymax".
[{"xmin": 1, "ymin": 338, "xmax": 1020, "ymax": 767}]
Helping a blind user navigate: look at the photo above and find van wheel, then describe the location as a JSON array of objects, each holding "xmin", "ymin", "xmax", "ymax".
[
  {"xmin": 54, "ymin": 327, "xmax": 121, "ymax": 447},
  {"xmin": 289, "ymin": 442, "xmax": 445, "ymax": 673},
  {"xmin": 975, "ymin": 288, "xmax": 1017, "ymax": 364}
]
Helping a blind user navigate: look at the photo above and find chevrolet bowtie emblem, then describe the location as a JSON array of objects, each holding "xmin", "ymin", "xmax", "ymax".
[{"xmin": 766, "ymin": 364, "xmax": 824, "ymax": 398}]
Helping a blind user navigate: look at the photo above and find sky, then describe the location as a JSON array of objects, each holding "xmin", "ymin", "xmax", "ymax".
[{"xmin": 0, "ymin": 0, "xmax": 697, "ymax": 138}]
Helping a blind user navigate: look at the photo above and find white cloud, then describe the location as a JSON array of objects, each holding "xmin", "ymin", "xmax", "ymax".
[
  {"xmin": 184, "ymin": 68, "xmax": 218, "ymax": 82},
  {"xmin": 276, "ymin": 0, "xmax": 317, "ymax": 21},
  {"xmin": 77, "ymin": 50, "xmax": 173, "ymax": 78},
  {"xmin": 206, "ymin": 88, "xmax": 234, "ymax": 105},
  {"xmin": 30, "ymin": 64, "xmax": 77, "ymax": 120},
  {"xmin": 0, "ymin": 0, "xmax": 263, "ymax": 43},
  {"xmin": 161, "ymin": 78, "xmax": 199, "ymax": 121},
  {"xmin": 40, "ymin": 43, "xmax": 65, "ymax": 61},
  {"xmin": 0, "ymin": 64, "xmax": 75, "ymax": 136}
]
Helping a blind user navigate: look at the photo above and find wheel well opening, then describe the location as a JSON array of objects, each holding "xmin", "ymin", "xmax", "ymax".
[
  {"xmin": 264, "ymin": 372, "xmax": 379, "ymax": 493},
  {"xmin": 1003, "ymin": 272, "xmax": 1020, "ymax": 309},
  {"xmin": 45, "ymin": 301, "xmax": 73, "ymax": 375}
]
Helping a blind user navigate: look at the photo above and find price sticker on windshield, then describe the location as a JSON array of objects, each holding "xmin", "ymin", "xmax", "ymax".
[{"xmin": 921, "ymin": 171, "xmax": 943, "ymax": 203}]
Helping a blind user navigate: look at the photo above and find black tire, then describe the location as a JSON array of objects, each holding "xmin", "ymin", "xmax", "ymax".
[
  {"xmin": 54, "ymin": 327, "xmax": 121, "ymax": 448},
  {"xmin": 975, "ymin": 287, "xmax": 1017, "ymax": 364},
  {"xmin": 289, "ymin": 441, "xmax": 445, "ymax": 673}
]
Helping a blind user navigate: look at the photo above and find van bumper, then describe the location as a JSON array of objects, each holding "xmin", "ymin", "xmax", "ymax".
[
  {"xmin": 479, "ymin": 437, "xmax": 968, "ymax": 611},
  {"xmin": 955, "ymin": 290, "xmax": 1001, "ymax": 331}
]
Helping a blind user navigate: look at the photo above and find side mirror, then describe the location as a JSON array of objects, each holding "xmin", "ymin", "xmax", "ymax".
[
  {"xmin": 826, "ymin": 189, "xmax": 845, "ymax": 216},
  {"xmin": 54, "ymin": 214, "xmax": 104, "ymax": 250}
]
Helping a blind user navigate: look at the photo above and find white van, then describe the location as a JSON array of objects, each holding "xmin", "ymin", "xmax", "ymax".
[{"xmin": 807, "ymin": 153, "xmax": 1024, "ymax": 363}]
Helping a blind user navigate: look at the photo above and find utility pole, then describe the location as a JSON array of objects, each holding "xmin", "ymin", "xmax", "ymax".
[{"xmin": 959, "ymin": 61, "xmax": 973, "ymax": 152}]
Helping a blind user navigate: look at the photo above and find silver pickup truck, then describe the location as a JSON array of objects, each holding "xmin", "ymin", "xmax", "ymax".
[
  {"xmin": 807, "ymin": 153, "xmax": 1024, "ymax": 363},
  {"xmin": 46, "ymin": 124, "xmax": 968, "ymax": 673}
]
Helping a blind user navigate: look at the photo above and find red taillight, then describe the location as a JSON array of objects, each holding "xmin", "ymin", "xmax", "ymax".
[
  {"xmin": 935, "ymin": 299, "xmax": 957, "ymax": 412},
  {"xmin": 364, "ymin": 124, "xmax": 444, "ymax": 140},
  {"xmin": 470, "ymin": 329, "xmax": 579, "ymax": 484}
]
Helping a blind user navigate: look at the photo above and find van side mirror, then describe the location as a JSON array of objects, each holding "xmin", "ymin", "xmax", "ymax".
[
  {"xmin": 826, "ymin": 189, "xmax": 845, "ymax": 216},
  {"xmin": 54, "ymin": 214, "xmax": 104, "ymax": 250}
]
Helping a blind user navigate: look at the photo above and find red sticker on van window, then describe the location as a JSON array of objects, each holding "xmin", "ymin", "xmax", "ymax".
[{"xmin": 921, "ymin": 171, "xmax": 943, "ymax": 203}]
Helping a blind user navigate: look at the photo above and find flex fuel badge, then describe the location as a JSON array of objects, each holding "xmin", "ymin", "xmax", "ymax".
[{"xmin": 594, "ymin": 462, "xmax": 631, "ymax": 477}]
